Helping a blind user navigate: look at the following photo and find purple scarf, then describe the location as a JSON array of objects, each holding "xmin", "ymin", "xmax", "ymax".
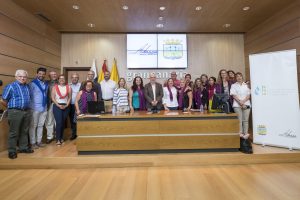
[
  {"xmin": 137, "ymin": 88, "xmax": 146, "ymax": 110},
  {"xmin": 81, "ymin": 90, "xmax": 95, "ymax": 113},
  {"xmin": 178, "ymin": 87, "xmax": 186, "ymax": 109},
  {"xmin": 167, "ymin": 86, "xmax": 173, "ymax": 101}
]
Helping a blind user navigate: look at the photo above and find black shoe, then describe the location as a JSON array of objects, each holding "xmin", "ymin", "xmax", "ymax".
[
  {"xmin": 8, "ymin": 152, "xmax": 17, "ymax": 159},
  {"xmin": 70, "ymin": 135, "xmax": 77, "ymax": 140},
  {"xmin": 18, "ymin": 148, "xmax": 34, "ymax": 153},
  {"xmin": 46, "ymin": 139, "xmax": 53, "ymax": 144}
]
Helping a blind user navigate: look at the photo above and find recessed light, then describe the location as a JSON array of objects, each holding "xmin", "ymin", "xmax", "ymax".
[
  {"xmin": 223, "ymin": 24, "xmax": 231, "ymax": 28},
  {"xmin": 243, "ymin": 6, "xmax": 250, "ymax": 11},
  {"xmin": 195, "ymin": 6, "xmax": 202, "ymax": 11},
  {"xmin": 158, "ymin": 16, "xmax": 163, "ymax": 21},
  {"xmin": 122, "ymin": 5, "xmax": 129, "ymax": 10},
  {"xmin": 88, "ymin": 23, "xmax": 95, "ymax": 28},
  {"xmin": 156, "ymin": 23, "xmax": 164, "ymax": 28},
  {"xmin": 159, "ymin": 6, "xmax": 166, "ymax": 11},
  {"xmin": 72, "ymin": 5, "xmax": 80, "ymax": 10}
]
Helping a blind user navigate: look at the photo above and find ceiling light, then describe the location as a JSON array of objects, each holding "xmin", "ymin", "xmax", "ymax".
[
  {"xmin": 195, "ymin": 6, "xmax": 202, "ymax": 11},
  {"xmin": 122, "ymin": 5, "xmax": 129, "ymax": 10},
  {"xmin": 160, "ymin": 6, "xmax": 166, "ymax": 11},
  {"xmin": 243, "ymin": 6, "xmax": 250, "ymax": 11},
  {"xmin": 156, "ymin": 23, "xmax": 164, "ymax": 28},
  {"xmin": 223, "ymin": 24, "xmax": 231, "ymax": 28},
  {"xmin": 88, "ymin": 23, "xmax": 95, "ymax": 28},
  {"xmin": 72, "ymin": 5, "xmax": 80, "ymax": 10},
  {"xmin": 158, "ymin": 16, "xmax": 163, "ymax": 21}
]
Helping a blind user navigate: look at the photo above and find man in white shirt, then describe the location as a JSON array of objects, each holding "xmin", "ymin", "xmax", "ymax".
[
  {"xmin": 100, "ymin": 71, "xmax": 116, "ymax": 112},
  {"xmin": 69, "ymin": 72, "xmax": 81, "ymax": 140}
]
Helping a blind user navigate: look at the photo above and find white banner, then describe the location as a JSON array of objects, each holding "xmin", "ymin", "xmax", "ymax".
[{"xmin": 250, "ymin": 49, "xmax": 300, "ymax": 149}]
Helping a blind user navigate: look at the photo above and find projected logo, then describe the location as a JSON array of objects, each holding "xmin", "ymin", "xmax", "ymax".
[
  {"xmin": 163, "ymin": 39, "xmax": 183, "ymax": 60},
  {"xmin": 254, "ymin": 85, "xmax": 267, "ymax": 96},
  {"xmin": 279, "ymin": 129, "xmax": 297, "ymax": 138},
  {"xmin": 257, "ymin": 125, "xmax": 267, "ymax": 135},
  {"xmin": 130, "ymin": 43, "xmax": 158, "ymax": 55}
]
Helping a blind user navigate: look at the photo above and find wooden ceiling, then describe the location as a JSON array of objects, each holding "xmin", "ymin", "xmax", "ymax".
[{"xmin": 12, "ymin": 0, "xmax": 297, "ymax": 33}]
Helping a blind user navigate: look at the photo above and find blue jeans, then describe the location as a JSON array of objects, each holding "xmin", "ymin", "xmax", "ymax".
[
  {"xmin": 167, "ymin": 107, "xmax": 178, "ymax": 110},
  {"xmin": 53, "ymin": 104, "xmax": 70, "ymax": 141}
]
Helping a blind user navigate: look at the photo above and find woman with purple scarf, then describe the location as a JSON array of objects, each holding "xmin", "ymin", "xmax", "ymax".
[
  {"xmin": 75, "ymin": 80, "xmax": 97, "ymax": 115},
  {"xmin": 193, "ymin": 78, "xmax": 208, "ymax": 110},
  {"xmin": 178, "ymin": 79, "xmax": 193, "ymax": 111},
  {"xmin": 129, "ymin": 76, "xmax": 146, "ymax": 112},
  {"xmin": 163, "ymin": 78, "xmax": 178, "ymax": 111}
]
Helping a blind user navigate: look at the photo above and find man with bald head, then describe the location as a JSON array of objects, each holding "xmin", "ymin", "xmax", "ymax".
[{"xmin": 144, "ymin": 73, "xmax": 163, "ymax": 112}]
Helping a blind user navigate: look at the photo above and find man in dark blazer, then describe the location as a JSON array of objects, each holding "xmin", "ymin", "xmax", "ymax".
[{"xmin": 144, "ymin": 73, "xmax": 164, "ymax": 112}]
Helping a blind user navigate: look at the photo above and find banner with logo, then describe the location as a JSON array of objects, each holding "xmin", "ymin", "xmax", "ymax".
[{"xmin": 249, "ymin": 49, "xmax": 300, "ymax": 149}]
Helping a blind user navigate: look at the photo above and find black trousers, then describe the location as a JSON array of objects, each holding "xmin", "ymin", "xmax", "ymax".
[{"xmin": 69, "ymin": 104, "xmax": 77, "ymax": 137}]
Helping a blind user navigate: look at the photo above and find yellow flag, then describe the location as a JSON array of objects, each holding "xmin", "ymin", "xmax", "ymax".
[
  {"xmin": 98, "ymin": 60, "xmax": 108, "ymax": 82},
  {"xmin": 110, "ymin": 58, "xmax": 119, "ymax": 83}
]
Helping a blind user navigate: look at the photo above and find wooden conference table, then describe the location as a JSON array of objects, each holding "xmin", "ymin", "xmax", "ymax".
[{"xmin": 77, "ymin": 111, "xmax": 240, "ymax": 153}]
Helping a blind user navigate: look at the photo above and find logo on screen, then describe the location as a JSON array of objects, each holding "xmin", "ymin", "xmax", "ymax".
[
  {"xmin": 257, "ymin": 125, "xmax": 267, "ymax": 135},
  {"xmin": 163, "ymin": 39, "xmax": 183, "ymax": 60},
  {"xmin": 254, "ymin": 85, "xmax": 267, "ymax": 96},
  {"xmin": 130, "ymin": 43, "xmax": 158, "ymax": 56},
  {"xmin": 279, "ymin": 129, "xmax": 297, "ymax": 138}
]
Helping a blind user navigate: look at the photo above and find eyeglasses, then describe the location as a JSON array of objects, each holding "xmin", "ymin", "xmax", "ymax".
[{"xmin": 71, "ymin": 77, "xmax": 79, "ymax": 79}]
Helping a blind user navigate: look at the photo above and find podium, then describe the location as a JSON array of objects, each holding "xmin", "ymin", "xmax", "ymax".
[{"xmin": 77, "ymin": 111, "xmax": 239, "ymax": 153}]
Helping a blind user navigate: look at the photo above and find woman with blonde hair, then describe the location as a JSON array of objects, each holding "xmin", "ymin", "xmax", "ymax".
[{"xmin": 113, "ymin": 78, "xmax": 129, "ymax": 113}]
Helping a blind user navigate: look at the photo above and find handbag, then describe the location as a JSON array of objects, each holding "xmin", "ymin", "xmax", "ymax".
[{"xmin": 240, "ymin": 138, "xmax": 253, "ymax": 154}]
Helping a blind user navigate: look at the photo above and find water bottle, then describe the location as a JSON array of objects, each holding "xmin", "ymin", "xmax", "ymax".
[
  {"xmin": 200, "ymin": 104, "xmax": 204, "ymax": 113},
  {"xmin": 112, "ymin": 105, "xmax": 116, "ymax": 114}
]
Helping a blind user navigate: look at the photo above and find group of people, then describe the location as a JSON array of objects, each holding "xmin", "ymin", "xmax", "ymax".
[{"xmin": 0, "ymin": 68, "xmax": 251, "ymax": 159}]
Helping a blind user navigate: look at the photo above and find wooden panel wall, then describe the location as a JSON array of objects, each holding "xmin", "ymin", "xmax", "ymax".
[
  {"xmin": 0, "ymin": 1, "xmax": 61, "ymax": 151},
  {"xmin": 61, "ymin": 33, "xmax": 245, "ymax": 84},
  {"xmin": 244, "ymin": 0, "xmax": 300, "ymax": 85}
]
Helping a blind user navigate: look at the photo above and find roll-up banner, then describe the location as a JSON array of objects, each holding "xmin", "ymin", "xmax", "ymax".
[{"xmin": 250, "ymin": 49, "xmax": 300, "ymax": 149}]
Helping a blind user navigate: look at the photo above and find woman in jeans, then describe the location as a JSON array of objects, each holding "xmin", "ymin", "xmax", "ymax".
[
  {"xmin": 230, "ymin": 72, "xmax": 251, "ymax": 139},
  {"xmin": 51, "ymin": 74, "xmax": 72, "ymax": 145}
]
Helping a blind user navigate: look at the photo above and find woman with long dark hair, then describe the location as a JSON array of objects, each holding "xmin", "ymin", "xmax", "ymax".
[
  {"xmin": 163, "ymin": 78, "xmax": 178, "ymax": 111},
  {"xmin": 207, "ymin": 76, "xmax": 221, "ymax": 112},
  {"xmin": 217, "ymin": 69, "xmax": 234, "ymax": 112},
  {"xmin": 193, "ymin": 78, "xmax": 208, "ymax": 110},
  {"xmin": 129, "ymin": 76, "xmax": 146, "ymax": 112}
]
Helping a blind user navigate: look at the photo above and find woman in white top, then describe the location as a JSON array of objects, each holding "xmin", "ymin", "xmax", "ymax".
[
  {"xmin": 230, "ymin": 72, "xmax": 251, "ymax": 140},
  {"xmin": 51, "ymin": 74, "xmax": 72, "ymax": 145},
  {"xmin": 163, "ymin": 78, "xmax": 178, "ymax": 111},
  {"xmin": 113, "ymin": 78, "xmax": 129, "ymax": 113}
]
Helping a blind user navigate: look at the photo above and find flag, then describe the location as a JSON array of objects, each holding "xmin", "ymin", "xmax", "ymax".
[
  {"xmin": 98, "ymin": 59, "xmax": 109, "ymax": 82},
  {"xmin": 90, "ymin": 59, "xmax": 98, "ymax": 81},
  {"xmin": 110, "ymin": 58, "xmax": 119, "ymax": 83}
]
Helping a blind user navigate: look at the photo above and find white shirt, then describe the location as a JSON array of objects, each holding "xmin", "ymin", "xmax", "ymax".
[
  {"xmin": 230, "ymin": 82, "xmax": 251, "ymax": 108},
  {"xmin": 151, "ymin": 83, "xmax": 156, "ymax": 101},
  {"xmin": 70, "ymin": 82, "xmax": 81, "ymax": 104},
  {"xmin": 163, "ymin": 86, "xmax": 178, "ymax": 108},
  {"xmin": 100, "ymin": 79, "xmax": 117, "ymax": 100},
  {"xmin": 55, "ymin": 85, "xmax": 70, "ymax": 104}
]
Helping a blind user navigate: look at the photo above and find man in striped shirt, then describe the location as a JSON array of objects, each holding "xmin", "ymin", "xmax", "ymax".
[{"xmin": 1, "ymin": 70, "xmax": 34, "ymax": 159}]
